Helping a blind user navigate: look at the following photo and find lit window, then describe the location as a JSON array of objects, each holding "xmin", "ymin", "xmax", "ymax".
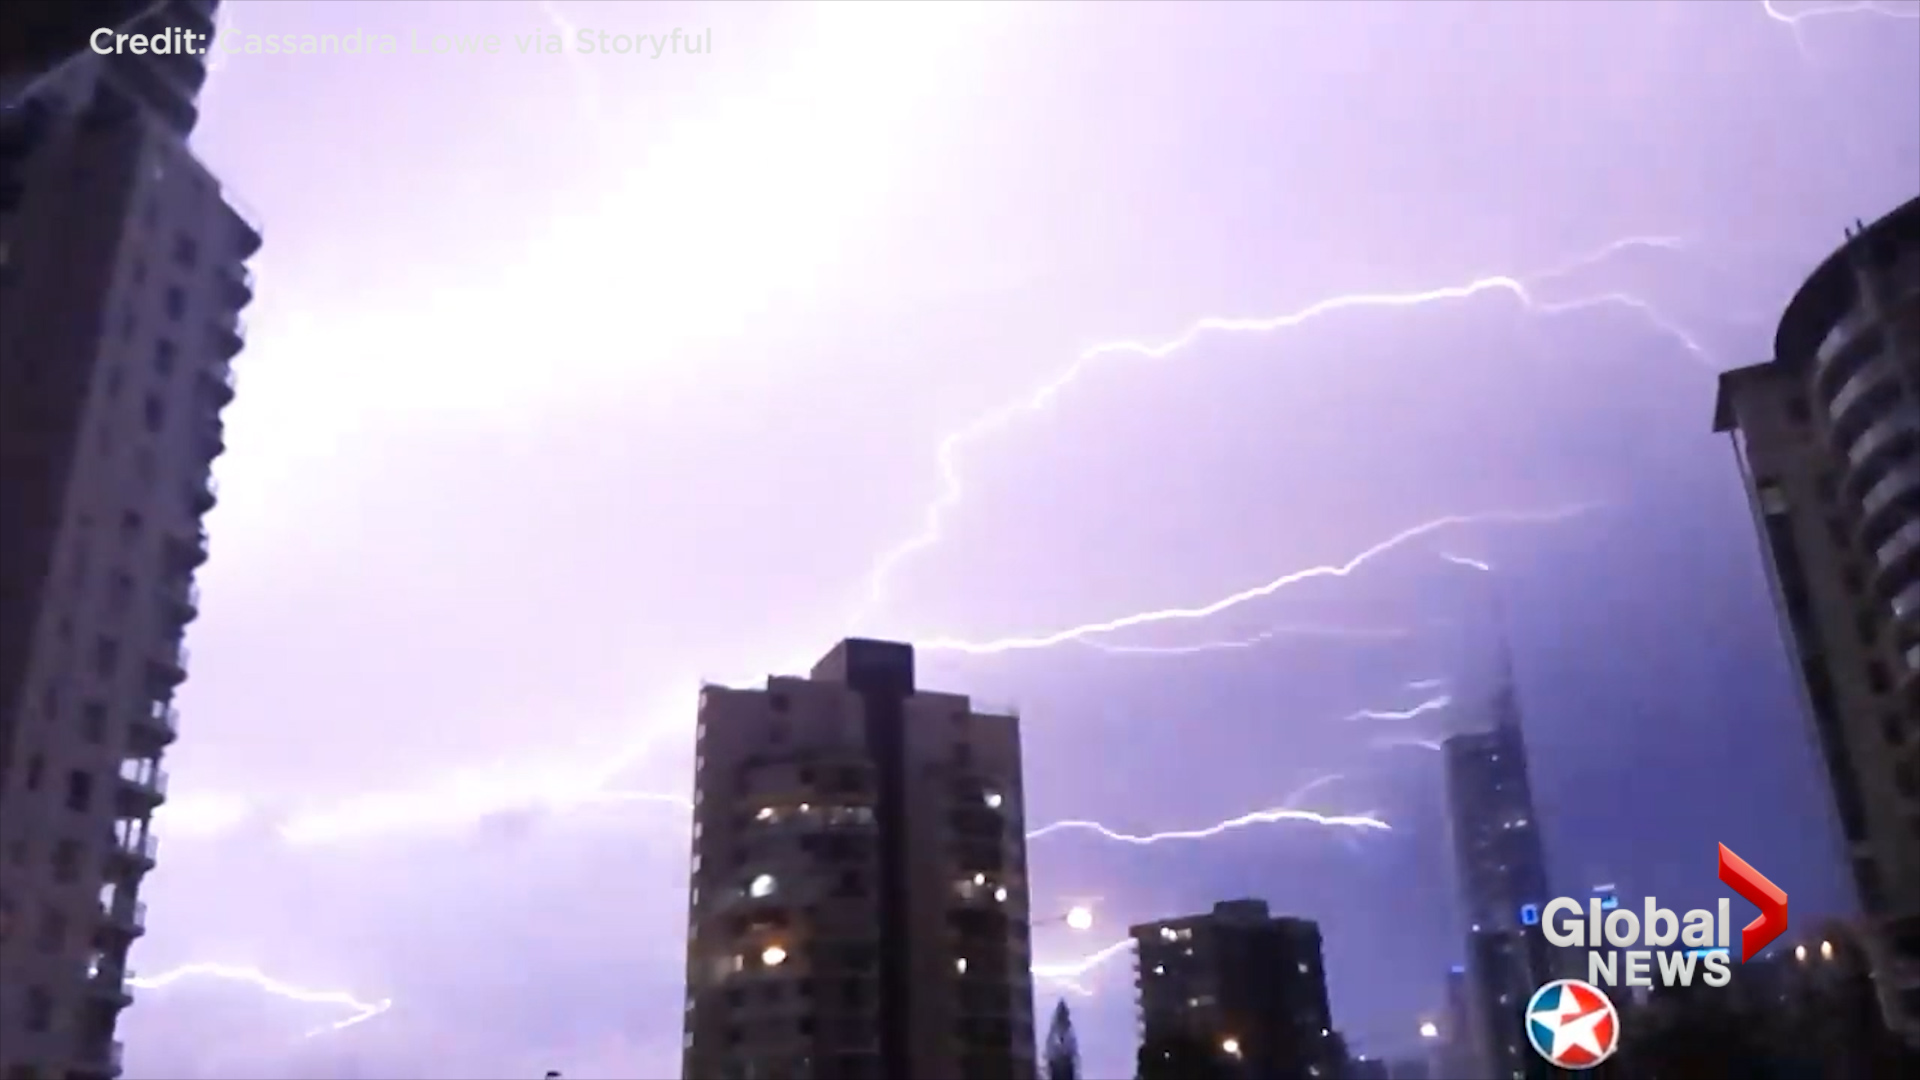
[
  {"xmin": 955, "ymin": 957, "xmax": 968, "ymax": 974},
  {"xmin": 761, "ymin": 945, "xmax": 787, "ymax": 967},
  {"xmin": 1160, "ymin": 927, "xmax": 1177, "ymax": 942},
  {"xmin": 973, "ymin": 873, "xmax": 986, "ymax": 886},
  {"xmin": 983, "ymin": 790, "xmax": 1004, "ymax": 809},
  {"xmin": 993, "ymin": 886, "xmax": 1008, "ymax": 903},
  {"xmin": 755, "ymin": 807, "xmax": 776, "ymax": 822},
  {"xmin": 749, "ymin": 874, "xmax": 776, "ymax": 898}
]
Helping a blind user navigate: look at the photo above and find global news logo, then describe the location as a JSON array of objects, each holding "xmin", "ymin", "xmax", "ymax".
[{"xmin": 1527, "ymin": 844, "xmax": 1788, "ymax": 991}]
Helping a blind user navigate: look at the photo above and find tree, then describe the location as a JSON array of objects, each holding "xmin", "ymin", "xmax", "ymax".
[
  {"xmin": 1045, "ymin": 999, "xmax": 1080, "ymax": 1080},
  {"xmin": 1136, "ymin": 1032, "xmax": 1232, "ymax": 1080}
]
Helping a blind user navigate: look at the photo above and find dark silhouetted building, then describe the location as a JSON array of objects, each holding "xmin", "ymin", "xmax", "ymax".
[
  {"xmin": 1347, "ymin": 1053, "xmax": 1389, "ymax": 1080},
  {"xmin": 1712, "ymin": 194, "xmax": 1920, "ymax": 1041},
  {"xmin": 0, "ymin": 3, "xmax": 256, "ymax": 1076},
  {"xmin": 1131, "ymin": 898, "xmax": 1341, "ymax": 1079},
  {"xmin": 1443, "ymin": 645, "xmax": 1557, "ymax": 1080},
  {"xmin": 1621, "ymin": 920, "xmax": 1920, "ymax": 1078},
  {"xmin": 2, "ymin": 1, "xmax": 173, "ymax": 107},
  {"xmin": 683, "ymin": 639, "xmax": 1037, "ymax": 1079}
]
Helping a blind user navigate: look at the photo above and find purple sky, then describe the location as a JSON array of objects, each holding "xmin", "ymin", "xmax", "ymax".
[{"xmin": 121, "ymin": 1, "xmax": 1918, "ymax": 1076}]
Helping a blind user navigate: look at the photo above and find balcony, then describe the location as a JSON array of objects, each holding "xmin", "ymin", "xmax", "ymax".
[
  {"xmin": 146, "ymin": 644, "xmax": 187, "ymax": 691},
  {"xmin": 1847, "ymin": 413, "xmax": 1920, "ymax": 476},
  {"xmin": 131, "ymin": 700, "xmax": 179, "ymax": 749},
  {"xmin": 1827, "ymin": 359, "xmax": 1900, "ymax": 437},
  {"xmin": 210, "ymin": 314, "xmax": 245, "ymax": 360},
  {"xmin": 107, "ymin": 830, "xmax": 158, "ymax": 875},
  {"xmin": 191, "ymin": 473, "xmax": 218, "ymax": 514},
  {"xmin": 199, "ymin": 357, "xmax": 237, "ymax": 405},
  {"xmin": 218, "ymin": 263, "xmax": 254, "ymax": 310},
  {"xmin": 116, "ymin": 760, "xmax": 168, "ymax": 812},
  {"xmin": 162, "ymin": 576, "xmax": 200, "ymax": 626},
  {"xmin": 162, "ymin": 526, "xmax": 209, "ymax": 570},
  {"xmin": 102, "ymin": 897, "xmax": 147, "ymax": 938},
  {"xmin": 69, "ymin": 1037, "xmax": 124, "ymax": 1080},
  {"xmin": 86, "ymin": 966, "xmax": 135, "ymax": 1010},
  {"xmin": 1862, "ymin": 465, "xmax": 1920, "ymax": 531}
]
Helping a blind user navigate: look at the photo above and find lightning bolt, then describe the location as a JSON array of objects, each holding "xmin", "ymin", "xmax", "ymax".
[
  {"xmin": 1025, "ymin": 805, "xmax": 1388, "ymax": 846},
  {"xmin": 1439, "ymin": 552, "xmax": 1493, "ymax": 572},
  {"xmin": 1761, "ymin": 0, "xmax": 1920, "ymax": 30},
  {"xmin": 1406, "ymin": 678, "xmax": 1447, "ymax": 690},
  {"xmin": 129, "ymin": 963, "xmax": 392, "ymax": 1038},
  {"xmin": 173, "ymin": 228, "xmax": 1683, "ymax": 852},
  {"xmin": 1343, "ymin": 693, "xmax": 1453, "ymax": 723},
  {"xmin": 1034, "ymin": 937, "xmax": 1134, "ymax": 995},
  {"xmin": 1074, "ymin": 622, "xmax": 1412, "ymax": 656},
  {"xmin": 852, "ymin": 234, "xmax": 1700, "ymax": 625},
  {"xmin": 1373, "ymin": 735, "xmax": 1446, "ymax": 752},
  {"xmin": 917, "ymin": 504, "xmax": 1601, "ymax": 656}
]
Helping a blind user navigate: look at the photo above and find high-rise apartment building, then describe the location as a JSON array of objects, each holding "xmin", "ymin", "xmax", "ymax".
[
  {"xmin": 1442, "ymin": 657, "xmax": 1556, "ymax": 1080},
  {"xmin": 1712, "ymin": 194, "xmax": 1920, "ymax": 1033},
  {"xmin": 1130, "ymin": 898, "xmax": 1342, "ymax": 1079},
  {"xmin": 0, "ymin": 2, "xmax": 256, "ymax": 1075},
  {"xmin": 682, "ymin": 639, "xmax": 1038, "ymax": 1080}
]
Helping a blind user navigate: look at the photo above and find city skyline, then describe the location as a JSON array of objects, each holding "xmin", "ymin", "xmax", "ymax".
[{"xmin": 2, "ymin": 1, "xmax": 1917, "ymax": 1077}]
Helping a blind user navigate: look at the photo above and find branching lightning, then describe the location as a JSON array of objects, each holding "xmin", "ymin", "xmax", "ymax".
[
  {"xmin": 1439, "ymin": 552, "xmax": 1494, "ymax": 573},
  {"xmin": 1343, "ymin": 693, "xmax": 1453, "ymax": 723},
  {"xmin": 1033, "ymin": 937, "xmax": 1135, "ymax": 995},
  {"xmin": 853, "ymin": 234, "xmax": 1700, "ymax": 626},
  {"xmin": 1761, "ymin": 0, "xmax": 1920, "ymax": 33},
  {"xmin": 1074, "ymin": 622, "xmax": 1411, "ymax": 657},
  {"xmin": 1372, "ymin": 735, "xmax": 1446, "ymax": 753},
  {"xmin": 129, "ymin": 963, "xmax": 392, "ymax": 1038},
  {"xmin": 916, "ymin": 504, "xmax": 1601, "ymax": 656},
  {"xmin": 1025, "ymin": 806, "xmax": 1388, "ymax": 845},
  {"xmin": 1406, "ymin": 678, "xmax": 1447, "ymax": 691}
]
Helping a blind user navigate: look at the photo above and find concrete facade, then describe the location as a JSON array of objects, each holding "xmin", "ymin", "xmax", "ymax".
[
  {"xmin": 682, "ymin": 639, "xmax": 1037, "ymax": 1080},
  {"xmin": 1712, "ymin": 195, "xmax": 1920, "ymax": 1035},
  {"xmin": 0, "ymin": 4, "xmax": 255, "ymax": 1075}
]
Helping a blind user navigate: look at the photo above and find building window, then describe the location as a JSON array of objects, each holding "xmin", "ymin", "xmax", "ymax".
[
  {"xmin": 34, "ymin": 907, "xmax": 66, "ymax": 953},
  {"xmin": 120, "ymin": 510, "xmax": 143, "ymax": 538},
  {"xmin": 23, "ymin": 986, "xmax": 51, "ymax": 1032},
  {"xmin": 93, "ymin": 636, "xmax": 120, "ymax": 677},
  {"xmin": 142, "ymin": 393, "xmax": 165, "ymax": 433},
  {"xmin": 164, "ymin": 285, "xmax": 185, "ymax": 319},
  {"xmin": 64, "ymin": 770, "xmax": 93, "ymax": 813},
  {"xmin": 154, "ymin": 338, "xmax": 176, "ymax": 376},
  {"xmin": 172, "ymin": 234, "xmax": 198, "ymax": 268},
  {"xmin": 50, "ymin": 840, "xmax": 79, "ymax": 883},
  {"xmin": 106, "ymin": 572, "xmax": 133, "ymax": 615},
  {"xmin": 81, "ymin": 702, "xmax": 107, "ymax": 744},
  {"xmin": 24, "ymin": 753, "xmax": 44, "ymax": 791}
]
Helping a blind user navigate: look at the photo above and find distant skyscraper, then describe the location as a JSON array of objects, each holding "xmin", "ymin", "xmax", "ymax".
[
  {"xmin": 0, "ymin": 3, "xmax": 255, "ymax": 1076},
  {"xmin": 1711, "ymin": 193, "xmax": 1920, "ymax": 1032},
  {"xmin": 1130, "ymin": 898, "xmax": 1342, "ymax": 1079},
  {"xmin": 682, "ymin": 638, "xmax": 1038, "ymax": 1080},
  {"xmin": 1442, "ymin": 643, "xmax": 1556, "ymax": 1080}
]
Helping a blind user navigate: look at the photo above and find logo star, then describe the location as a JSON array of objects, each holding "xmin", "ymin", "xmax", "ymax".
[{"xmin": 1531, "ymin": 986, "xmax": 1610, "ymax": 1061}]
